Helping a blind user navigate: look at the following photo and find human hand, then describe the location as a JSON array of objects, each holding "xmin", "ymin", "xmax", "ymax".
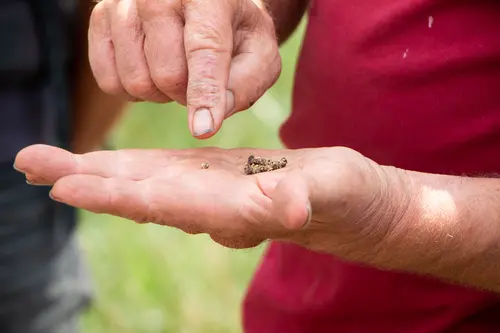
[
  {"xmin": 14, "ymin": 144, "xmax": 408, "ymax": 257},
  {"xmin": 89, "ymin": 0, "xmax": 281, "ymax": 139}
]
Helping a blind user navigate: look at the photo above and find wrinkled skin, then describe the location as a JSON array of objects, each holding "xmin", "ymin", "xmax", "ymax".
[
  {"xmin": 89, "ymin": 0, "xmax": 281, "ymax": 138},
  {"xmin": 14, "ymin": 144, "xmax": 399, "ymax": 259}
]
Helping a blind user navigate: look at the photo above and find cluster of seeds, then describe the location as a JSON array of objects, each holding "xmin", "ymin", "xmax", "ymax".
[{"xmin": 244, "ymin": 155, "xmax": 287, "ymax": 175}]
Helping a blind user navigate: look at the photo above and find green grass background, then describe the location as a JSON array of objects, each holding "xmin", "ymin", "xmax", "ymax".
[{"xmin": 79, "ymin": 24, "xmax": 306, "ymax": 333}]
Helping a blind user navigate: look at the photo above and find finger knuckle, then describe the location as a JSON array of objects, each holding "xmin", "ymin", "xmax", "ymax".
[
  {"xmin": 261, "ymin": 36, "xmax": 281, "ymax": 67},
  {"xmin": 255, "ymin": 42, "xmax": 281, "ymax": 95},
  {"xmin": 122, "ymin": 76, "xmax": 156, "ymax": 98},
  {"xmin": 187, "ymin": 48, "xmax": 223, "ymax": 75},
  {"xmin": 268, "ymin": 51, "xmax": 282, "ymax": 83},
  {"xmin": 135, "ymin": 0, "xmax": 148, "ymax": 12},
  {"xmin": 261, "ymin": 11, "xmax": 276, "ymax": 34},
  {"xmin": 137, "ymin": 0, "xmax": 180, "ymax": 17},
  {"xmin": 187, "ymin": 79, "xmax": 221, "ymax": 108},
  {"xmin": 90, "ymin": 2, "xmax": 106, "ymax": 24},
  {"xmin": 97, "ymin": 77, "xmax": 124, "ymax": 96},
  {"xmin": 185, "ymin": 23, "xmax": 228, "ymax": 53},
  {"xmin": 118, "ymin": 13, "xmax": 142, "ymax": 34},
  {"xmin": 151, "ymin": 68, "xmax": 187, "ymax": 93},
  {"xmin": 185, "ymin": 48, "xmax": 224, "ymax": 106},
  {"xmin": 114, "ymin": 0, "xmax": 143, "ymax": 33}
]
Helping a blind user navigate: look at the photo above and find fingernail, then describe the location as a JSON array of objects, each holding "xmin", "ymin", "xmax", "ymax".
[
  {"xmin": 13, "ymin": 163, "xmax": 23, "ymax": 173},
  {"xmin": 26, "ymin": 179, "xmax": 50, "ymax": 186},
  {"xmin": 192, "ymin": 108, "xmax": 214, "ymax": 136},
  {"xmin": 49, "ymin": 191, "xmax": 61, "ymax": 202},
  {"xmin": 225, "ymin": 90, "xmax": 235, "ymax": 117},
  {"xmin": 303, "ymin": 201, "xmax": 312, "ymax": 228}
]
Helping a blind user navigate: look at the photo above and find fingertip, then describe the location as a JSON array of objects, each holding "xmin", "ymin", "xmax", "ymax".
[
  {"xmin": 48, "ymin": 190, "xmax": 60, "ymax": 202},
  {"xmin": 188, "ymin": 85, "xmax": 230, "ymax": 139},
  {"xmin": 191, "ymin": 90, "xmax": 234, "ymax": 139},
  {"xmin": 50, "ymin": 175, "xmax": 88, "ymax": 206},
  {"xmin": 14, "ymin": 144, "xmax": 68, "ymax": 174},
  {"xmin": 191, "ymin": 108, "xmax": 215, "ymax": 138},
  {"xmin": 51, "ymin": 174, "xmax": 108, "ymax": 213}
]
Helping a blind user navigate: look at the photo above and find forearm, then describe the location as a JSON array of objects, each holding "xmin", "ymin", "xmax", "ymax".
[
  {"xmin": 255, "ymin": 0, "xmax": 309, "ymax": 44},
  {"xmin": 71, "ymin": 0, "xmax": 128, "ymax": 154},
  {"xmin": 71, "ymin": 68, "xmax": 128, "ymax": 154},
  {"xmin": 376, "ymin": 167, "xmax": 500, "ymax": 292},
  {"xmin": 71, "ymin": 54, "xmax": 128, "ymax": 153}
]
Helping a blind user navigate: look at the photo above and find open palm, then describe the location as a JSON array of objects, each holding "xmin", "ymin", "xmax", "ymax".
[{"xmin": 14, "ymin": 144, "xmax": 383, "ymax": 252}]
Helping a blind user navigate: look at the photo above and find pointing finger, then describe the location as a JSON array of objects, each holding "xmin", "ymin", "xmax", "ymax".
[{"xmin": 183, "ymin": 0, "xmax": 235, "ymax": 138}]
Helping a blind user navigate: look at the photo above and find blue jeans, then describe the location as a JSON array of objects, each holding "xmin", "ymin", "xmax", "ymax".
[{"xmin": 0, "ymin": 162, "xmax": 92, "ymax": 333}]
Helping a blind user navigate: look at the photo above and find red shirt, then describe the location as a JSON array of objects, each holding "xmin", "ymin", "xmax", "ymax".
[{"xmin": 243, "ymin": 0, "xmax": 500, "ymax": 332}]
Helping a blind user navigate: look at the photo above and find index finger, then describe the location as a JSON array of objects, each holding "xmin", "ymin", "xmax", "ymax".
[{"xmin": 183, "ymin": 0, "xmax": 235, "ymax": 138}]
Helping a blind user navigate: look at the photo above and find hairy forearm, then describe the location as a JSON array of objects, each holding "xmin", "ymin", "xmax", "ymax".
[
  {"xmin": 375, "ymin": 167, "xmax": 500, "ymax": 292},
  {"xmin": 71, "ymin": 0, "xmax": 128, "ymax": 154},
  {"xmin": 255, "ymin": 0, "xmax": 309, "ymax": 44}
]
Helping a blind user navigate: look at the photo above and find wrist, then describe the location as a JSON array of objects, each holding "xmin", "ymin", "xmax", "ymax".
[
  {"xmin": 304, "ymin": 157, "xmax": 416, "ymax": 262},
  {"xmin": 358, "ymin": 164, "xmax": 417, "ymax": 264}
]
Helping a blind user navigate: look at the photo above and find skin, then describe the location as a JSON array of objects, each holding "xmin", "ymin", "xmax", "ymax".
[
  {"xmin": 72, "ymin": 0, "xmax": 129, "ymax": 153},
  {"xmin": 20, "ymin": 0, "xmax": 500, "ymax": 302},
  {"xmin": 88, "ymin": 0, "xmax": 282, "ymax": 139},
  {"xmin": 12, "ymin": 144, "xmax": 500, "ymax": 294},
  {"xmin": 263, "ymin": 0, "xmax": 310, "ymax": 45}
]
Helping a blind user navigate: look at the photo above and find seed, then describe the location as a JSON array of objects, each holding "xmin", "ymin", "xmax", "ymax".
[
  {"xmin": 247, "ymin": 155, "xmax": 255, "ymax": 165},
  {"xmin": 201, "ymin": 162, "xmax": 210, "ymax": 169},
  {"xmin": 243, "ymin": 155, "xmax": 288, "ymax": 175}
]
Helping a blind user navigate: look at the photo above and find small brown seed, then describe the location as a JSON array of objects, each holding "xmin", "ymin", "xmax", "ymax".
[
  {"xmin": 201, "ymin": 162, "xmax": 210, "ymax": 169},
  {"xmin": 247, "ymin": 155, "xmax": 255, "ymax": 165},
  {"xmin": 244, "ymin": 163, "xmax": 253, "ymax": 175}
]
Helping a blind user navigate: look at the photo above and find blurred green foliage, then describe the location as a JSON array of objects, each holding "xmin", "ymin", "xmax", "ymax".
[{"xmin": 80, "ymin": 23, "xmax": 305, "ymax": 333}]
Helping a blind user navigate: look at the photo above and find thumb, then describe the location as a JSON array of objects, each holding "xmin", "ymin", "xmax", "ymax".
[{"xmin": 258, "ymin": 170, "xmax": 312, "ymax": 230}]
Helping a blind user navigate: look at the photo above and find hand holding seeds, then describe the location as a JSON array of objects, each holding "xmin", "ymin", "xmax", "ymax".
[{"xmin": 14, "ymin": 144, "xmax": 401, "ymax": 256}]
